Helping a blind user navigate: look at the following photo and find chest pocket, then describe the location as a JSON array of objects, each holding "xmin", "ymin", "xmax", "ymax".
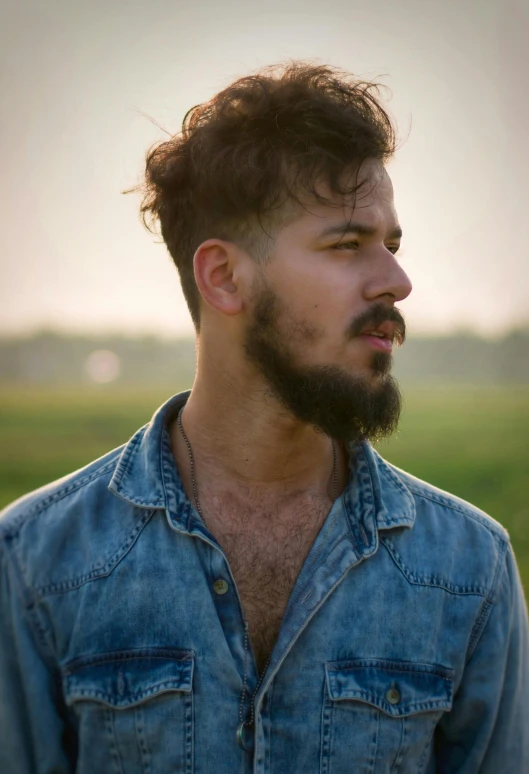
[
  {"xmin": 62, "ymin": 648, "xmax": 194, "ymax": 774},
  {"xmin": 321, "ymin": 658, "xmax": 454, "ymax": 774}
]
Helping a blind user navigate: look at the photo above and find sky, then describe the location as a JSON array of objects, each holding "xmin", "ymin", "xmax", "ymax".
[{"xmin": 1, "ymin": 0, "xmax": 528, "ymax": 339}]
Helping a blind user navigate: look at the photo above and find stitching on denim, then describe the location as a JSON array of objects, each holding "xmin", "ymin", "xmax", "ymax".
[
  {"xmin": 404, "ymin": 485, "xmax": 509, "ymax": 542},
  {"xmin": 158, "ymin": 411, "xmax": 197, "ymax": 531},
  {"xmin": 160, "ymin": 425, "xmax": 176, "ymax": 512},
  {"xmin": 415, "ymin": 714, "xmax": 438, "ymax": 774},
  {"xmin": 378, "ymin": 454, "xmax": 510, "ymax": 541},
  {"xmin": 109, "ymin": 489, "xmax": 165, "ymax": 507},
  {"xmin": 381, "ymin": 520, "xmax": 410, "ymax": 529},
  {"xmin": 110, "ymin": 427, "xmax": 166, "ymax": 506},
  {"xmin": 110, "ymin": 427, "xmax": 167, "ymax": 507},
  {"xmin": 380, "ymin": 537, "xmax": 489, "ymax": 595},
  {"xmin": 466, "ymin": 598, "xmax": 493, "ymax": 667},
  {"xmin": 266, "ymin": 683, "xmax": 273, "ymax": 774},
  {"xmin": 64, "ymin": 649, "xmax": 194, "ymax": 673},
  {"xmin": 377, "ymin": 456, "xmax": 413, "ymax": 498},
  {"xmin": 134, "ymin": 704, "xmax": 151, "ymax": 774},
  {"xmin": 369, "ymin": 447, "xmax": 415, "ymax": 505},
  {"xmin": 346, "ymin": 447, "xmax": 376, "ymax": 547},
  {"xmin": 164, "ymin": 420, "xmax": 197, "ymax": 532},
  {"xmin": 370, "ymin": 710, "xmax": 380, "ymax": 770},
  {"xmin": 66, "ymin": 678, "xmax": 192, "ymax": 704},
  {"xmin": 4, "ymin": 550, "xmax": 71, "ymax": 719},
  {"xmin": 361, "ymin": 447, "xmax": 415, "ymax": 530},
  {"xmin": 465, "ymin": 539, "xmax": 508, "ymax": 662},
  {"xmin": 110, "ymin": 428, "xmax": 144, "ymax": 486},
  {"xmin": 2, "ymin": 538, "xmax": 59, "ymax": 669},
  {"xmin": 35, "ymin": 510, "xmax": 155, "ymax": 595},
  {"xmin": 105, "ymin": 708, "xmax": 123, "ymax": 774},
  {"xmin": 487, "ymin": 537, "xmax": 509, "ymax": 607},
  {"xmin": 184, "ymin": 689, "xmax": 194, "ymax": 774},
  {"xmin": 319, "ymin": 679, "xmax": 331, "ymax": 774},
  {"xmin": 327, "ymin": 660, "xmax": 454, "ymax": 680},
  {"xmin": 389, "ymin": 710, "xmax": 405, "ymax": 770},
  {"xmin": 330, "ymin": 689, "xmax": 451, "ymax": 713},
  {"xmin": 0, "ymin": 457, "xmax": 121, "ymax": 538}
]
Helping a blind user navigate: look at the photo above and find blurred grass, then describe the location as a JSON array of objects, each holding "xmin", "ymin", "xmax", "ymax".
[{"xmin": 0, "ymin": 383, "xmax": 528, "ymax": 597}]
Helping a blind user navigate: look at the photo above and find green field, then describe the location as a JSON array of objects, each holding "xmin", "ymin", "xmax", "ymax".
[{"xmin": 1, "ymin": 384, "xmax": 528, "ymax": 598}]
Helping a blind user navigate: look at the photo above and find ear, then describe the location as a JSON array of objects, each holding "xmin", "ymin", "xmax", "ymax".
[{"xmin": 193, "ymin": 239, "xmax": 245, "ymax": 317}]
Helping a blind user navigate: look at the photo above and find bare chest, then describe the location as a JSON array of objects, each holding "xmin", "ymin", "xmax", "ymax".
[{"xmin": 205, "ymin": 495, "xmax": 332, "ymax": 674}]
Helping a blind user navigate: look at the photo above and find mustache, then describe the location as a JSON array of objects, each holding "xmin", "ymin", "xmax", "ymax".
[{"xmin": 349, "ymin": 304, "xmax": 406, "ymax": 346}]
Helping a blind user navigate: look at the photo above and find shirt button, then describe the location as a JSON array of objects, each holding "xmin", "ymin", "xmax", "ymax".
[
  {"xmin": 386, "ymin": 687, "xmax": 400, "ymax": 705},
  {"xmin": 213, "ymin": 579, "xmax": 229, "ymax": 595}
]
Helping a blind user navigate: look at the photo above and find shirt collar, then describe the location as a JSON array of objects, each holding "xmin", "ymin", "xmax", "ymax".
[{"xmin": 108, "ymin": 389, "xmax": 416, "ymax": 535}]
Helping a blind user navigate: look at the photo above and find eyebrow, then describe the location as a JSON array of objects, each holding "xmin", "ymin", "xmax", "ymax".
[{"xmin": 318, "ymin": 221, "xmax": 403, "ymax": 241}]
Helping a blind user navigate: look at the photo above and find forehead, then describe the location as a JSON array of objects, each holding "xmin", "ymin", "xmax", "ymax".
[{"xmin": 283, "ymin": 161, "xmax": 398, "ymax": 238}]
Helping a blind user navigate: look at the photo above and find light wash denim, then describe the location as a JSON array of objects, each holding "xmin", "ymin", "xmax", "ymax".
[{"xmin": 1, "ymin": 389, "xmax": 528, "ymax": 773}]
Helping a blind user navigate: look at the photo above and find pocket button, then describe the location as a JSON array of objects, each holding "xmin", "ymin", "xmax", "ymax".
[{"xmin": 386, "ymin": 687, "xmax": 400, "ymax": 704}]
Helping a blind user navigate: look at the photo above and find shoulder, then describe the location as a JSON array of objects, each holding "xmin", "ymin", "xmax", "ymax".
[
  {"xmin": 0, "ymin": 445, "xmax": 123, "ymax": 536},
  {"xmin": 387, "ymin": 458, "xmax": 509, "ymax": 542},
  {"xmin": 370, "ymin": 448, "xmax": 510, "ymax": 599},
  {"xmin": 0, "ymin": 440, "xmax": 152, "ymax": 597}
]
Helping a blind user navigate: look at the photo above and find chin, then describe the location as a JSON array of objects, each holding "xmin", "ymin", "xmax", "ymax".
[{"xmin": 350, "ymin": 363, "xmax": 388, "ymax": 381}]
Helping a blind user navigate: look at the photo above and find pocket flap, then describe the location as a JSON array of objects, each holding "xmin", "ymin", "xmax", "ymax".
[
  {"xmin": 325, "ymin": 658, "xmax": 454, "ymax": 717},
  {"xmin": 63, "ymin": 648, "xmax": 194, "ymax": 709}
]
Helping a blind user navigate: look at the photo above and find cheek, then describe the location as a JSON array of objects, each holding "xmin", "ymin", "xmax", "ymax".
[
  {"xmin": 299, "ymin": 304, "xmax": 349, "ymax": 352},
  {"xmin": 306, "ymin": 283, "xmax": 361, "ymax": 338},
  {"xmin": 270, "ymin": 258, "xmax": 363, "ymax": 339}
]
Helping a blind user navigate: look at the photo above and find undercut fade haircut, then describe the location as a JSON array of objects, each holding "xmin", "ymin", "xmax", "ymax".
[{"xmin": 128, "ymin": 60, "xmax": 399, "ymax": 332}]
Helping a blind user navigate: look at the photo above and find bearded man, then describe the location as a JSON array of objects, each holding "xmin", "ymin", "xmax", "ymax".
[{"xmin": 1, "ymin": 61, "xmax": 527, "ymax": 773}]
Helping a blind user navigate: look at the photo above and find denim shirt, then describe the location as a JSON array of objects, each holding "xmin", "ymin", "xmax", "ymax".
[{"xmin": 1, "ymin": 389, "xmax": 528, "ymax": 774}]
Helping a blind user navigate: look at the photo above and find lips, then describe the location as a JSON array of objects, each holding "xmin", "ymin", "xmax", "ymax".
[
  {"xmin": 359, "ymin": 333, "xmax": 393, "ymax": 352},
  {"xmin": 359, "ymin": 321, "xmax": 398, "ymax": 343}
]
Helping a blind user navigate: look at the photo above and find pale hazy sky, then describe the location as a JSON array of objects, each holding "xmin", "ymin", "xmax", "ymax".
[{"xmin": 1, "ymin": 0, "xmax": 527, "ymax": 338}]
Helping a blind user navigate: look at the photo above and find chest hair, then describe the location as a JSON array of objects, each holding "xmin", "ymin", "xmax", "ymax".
[{"xmin": 203, "ymin": 491, "xmax": 332, "ymax": 673}]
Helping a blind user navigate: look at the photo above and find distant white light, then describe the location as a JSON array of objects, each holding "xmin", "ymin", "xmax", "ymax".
[{"xmin": 84, "ymin": 350, "xmax": 121, "ymax": 383}]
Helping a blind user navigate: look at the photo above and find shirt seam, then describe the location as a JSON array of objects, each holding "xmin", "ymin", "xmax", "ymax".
[
  {"xmin": 465, "ymin": 537, "xmax": 509, "ymax": 663},
  {"xmin": 0, "ymin": 456, "xmax": 121, "ymax": 539},
  {"xmin": 405, "ymin": 485, "xmax": 509, "ymax": 542},
  {"xmin": 380, "ymin": 537, "xmax": 490, "ymax": 596},
  {"xmin": 1, "ymin": 536, "xmax": 59, "ymax": 671},
  {"xmin": 34, "ymin": 509, "xmax": 155, "ymax": 596}
]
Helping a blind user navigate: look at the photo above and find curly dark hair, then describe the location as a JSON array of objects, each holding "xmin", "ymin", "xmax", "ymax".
[{"xmin": 129, "ymin": 60, "xmax": 399, "ymax": 332}]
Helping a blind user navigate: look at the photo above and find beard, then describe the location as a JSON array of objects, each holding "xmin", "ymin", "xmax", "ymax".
[{"xmin": 242, "ymin": 278, "xmax": 404, "ymax": 446}]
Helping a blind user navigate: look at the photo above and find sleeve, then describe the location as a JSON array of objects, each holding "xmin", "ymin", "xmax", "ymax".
[
  {"xmin": 0, "ymin": 540, "xmax": 72, "ymax": 773},
  {"xmin": 434, "ymin": 539, "xmax": 529, "ymax": 773}
]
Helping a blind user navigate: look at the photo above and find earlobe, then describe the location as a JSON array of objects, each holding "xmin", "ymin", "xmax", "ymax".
[{"xmin": 194, "ymin": 239, "xmax": 243, "ymax": 317}]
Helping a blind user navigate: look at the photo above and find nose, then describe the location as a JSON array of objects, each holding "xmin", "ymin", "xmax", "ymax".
[{"xmin": 363, "ymin": 253, "xmax": 413, "ymax": 303}]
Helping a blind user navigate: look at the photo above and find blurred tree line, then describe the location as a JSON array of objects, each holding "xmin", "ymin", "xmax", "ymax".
[{"xmin": 0, "ymin": 328, "xmax": 528, "ymax": 386}]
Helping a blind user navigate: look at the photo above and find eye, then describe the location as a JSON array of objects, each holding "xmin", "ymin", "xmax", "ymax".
[
  {"xmin": 332, "ymin": 241, "xmax": 401, "ymax": 255},
  {"xmin": 333, "ymin": 241, "xmax": 359, "ymax": 251}
]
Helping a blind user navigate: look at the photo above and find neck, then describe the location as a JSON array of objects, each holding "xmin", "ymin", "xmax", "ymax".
[{"xmin": 170, "ymin": 365, "xmax": 349, "ymax": 504}]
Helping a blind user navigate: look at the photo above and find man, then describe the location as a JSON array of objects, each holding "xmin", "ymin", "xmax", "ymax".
[{"xmin": 0, "ymin": 61, "xmax": 527, "ymax": 773}]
